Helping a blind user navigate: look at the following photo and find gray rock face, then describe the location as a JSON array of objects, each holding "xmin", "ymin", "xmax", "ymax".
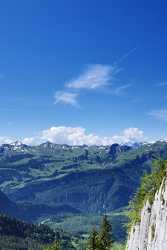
[{"xmin": 126, "ymin": 178, "xmax": 167, "ymax": 250}]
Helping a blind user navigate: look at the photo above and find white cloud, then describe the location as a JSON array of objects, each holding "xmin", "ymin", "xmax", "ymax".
[
  {"xmin": 66, "ymin": 64, "xmax": 114, "ymax": 90},
  {"xmin": 156, "ymin": 81, "xmax": 167, "ymax": 87},
  {"xmin": 22, "ymin": 137, "xmax": 38, "ymax": 145},
  {"xmin": 41, "ymin": 126, "xmax": 100, "ymax": 145},
  {"xmin": 54, "ymin": 91, "xmax": 79, "ymax": 107},
  {"xmin": 107, "ymin": 128, "xmax": 144, "ymax": 145},
  {"xmin": 149, "ymin": 109, "xmax": 167, "ymax": 122},
  {"xmin": 0, "ymin": 126, "xmax": 144, "ymax": 146},
  {"xmin": 54, "ymin": 64, "xmax": 127, "ymax": 107},
  {"xmin": 122, "ymin": 127, "xmax": 144, "ymax": 141},
  {"xmin": 0, "ymin": 137, "xmax": 15, "ymax": 144},
  {"xmin": 18, "ymin": 126, "xmax": 144, "ymax": 146},
  {"xmin": 112, "ymin": 84, "xmax": 132, "ymax": 96}
]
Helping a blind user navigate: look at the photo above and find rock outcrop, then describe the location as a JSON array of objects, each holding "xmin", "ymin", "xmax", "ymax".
[{"xmin": 126, "ymin": 178, "xmax": 167, "ymax": 250}]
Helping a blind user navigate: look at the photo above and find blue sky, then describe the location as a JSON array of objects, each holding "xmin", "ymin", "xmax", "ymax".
[{"xmin": 0, "ymin": 0, "xmax": 167, "ymax": 145}]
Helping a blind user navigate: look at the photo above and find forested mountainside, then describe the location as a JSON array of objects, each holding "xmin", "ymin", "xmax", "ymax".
[
  {"xmin": 0, "ymin": 189, "xmax": 80, "ymax": 222},
  {"xmin": 1, "ymin": 140, "xmax": 167, "ymax": 245},
  {"xmin": 1, "ymin": 141, "xmax": 167, "ymax": 213},
  {"xmin": 0, "ymin": 213, "xmax": 77, "ymax": 250},
  {"xmin": 0, "ymin": 214, "xmax": 54, "ymax": 250},
  {"xmin": 0, "ymin": 190, "xmax": 21, "ymax": 217},
  {"xmin": 0, "ymin": 212, "xmax": 124, "ymax": 250}
]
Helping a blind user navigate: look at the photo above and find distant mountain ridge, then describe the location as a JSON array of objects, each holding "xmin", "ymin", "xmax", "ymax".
[
  {"xmin": 0, "ymin": 140, "xmax": 167, "ymax": 220},
  {"xmin": 0, "ymin": 140, "xmax": 143, "ymax": 153}
]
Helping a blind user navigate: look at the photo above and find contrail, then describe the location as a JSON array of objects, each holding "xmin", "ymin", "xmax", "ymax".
[{"xmin": 113, "ymin": 47, "xmax": 137, "ymax": 66}]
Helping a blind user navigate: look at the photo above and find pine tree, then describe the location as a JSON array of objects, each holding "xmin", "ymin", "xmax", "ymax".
[
  {"xmin": 97, "ymin": 215, "xmax": 112, "ymax": 250},
  {"xmin": 87, "ymin": 227, "xmax": 98, "ymax": 250}
]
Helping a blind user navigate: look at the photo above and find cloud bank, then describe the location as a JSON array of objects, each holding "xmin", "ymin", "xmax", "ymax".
[
  {"xmin": 11, "ymin": 126, "xmax": 145, "ymax": 146},
  {"xmin": 0, "ymin": 137, "xmax": 14, "ymax": 144}
]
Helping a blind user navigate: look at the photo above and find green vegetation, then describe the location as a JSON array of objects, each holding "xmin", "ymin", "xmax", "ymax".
[
  {"xmin": 98, "ymin": 215, "xmax": 113, "ymax": 250},
  {"xmin": 44, "ymin": 212, "xmax": 128, "ymax": 242},
  {"xmin": 0, "ymin": 235, "xmax": 44, "ymax": 250},
  {"xmin": 0, "ymin": 213, "xmax": 75, "ymax": 250},
  {"xmin": 128, "ymin": 160, "xmax": 167, "ymax": 228},
  {"xmin": 87, "ymin": 215, "xmax": 112, "ymax": 250},
  {"xmin": 44, "ymin": 241, "xmax": 60, "ymax": 250},
  {"xmin": 2, "ymin": 141, "xmax": 167, "ymax": 220},
  {"xmin": 0, "ymin": 213, "xmax": 56, "ymax": 250},
  {"xmin": 87, "ymin": 228, "xmax": 98, "ymax": 250},
  {"xmin": 111, "ymin": 243, "xmax": 125, "ymax": 250},
  {"xmin": 0, "ymin": 208, "xmax": 125, "ymax": 250},
  {"xmin": 1, "ymin": 142, "xmax": 167, "ymax": 249},
  {"xmin": 0, "ymin": 214, "xmax": 55, "ymax": 244},
  {"xmin": 111, "ymin": 243, "xmax": 126, "ymax": 250}
]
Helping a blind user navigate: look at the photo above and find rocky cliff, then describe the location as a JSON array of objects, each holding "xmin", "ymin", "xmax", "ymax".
[{"xmin": 126, "ymin": 177, "xmax": 167, "ymax": 250}]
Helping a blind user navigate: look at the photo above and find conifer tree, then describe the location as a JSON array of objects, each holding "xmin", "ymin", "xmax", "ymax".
[
  {"xmin": 87, "ymin": 227, "xmax": 98, "ymax": 250},
  {"xmin": 97, "ymin": 215, "xmax": 112, "ymax": 250}
]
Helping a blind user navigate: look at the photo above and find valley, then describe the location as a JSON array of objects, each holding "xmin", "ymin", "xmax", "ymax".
[{"xmin": 1, "ymin": 140, "xmax": 167, "ymax": 247}]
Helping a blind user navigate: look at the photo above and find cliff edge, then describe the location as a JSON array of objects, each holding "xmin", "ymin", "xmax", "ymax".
[{"xmin": 126, "ymin": 177, "xmax": 167, "ymax": 250}]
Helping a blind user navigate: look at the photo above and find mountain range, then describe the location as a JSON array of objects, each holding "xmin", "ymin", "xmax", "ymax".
[{"xmin": 1, "ymin": 140, "xmax": 167, "ymax": 240}]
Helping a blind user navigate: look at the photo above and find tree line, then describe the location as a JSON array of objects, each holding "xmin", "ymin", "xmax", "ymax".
[{"xmin": 45, "ymin": 215, "xmax": 113, "ymax": 250}]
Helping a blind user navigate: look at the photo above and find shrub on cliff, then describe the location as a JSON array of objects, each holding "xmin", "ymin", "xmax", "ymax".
[{"xmin": 127, "ymin": 160, "xmax": 167, "ymax": 228}]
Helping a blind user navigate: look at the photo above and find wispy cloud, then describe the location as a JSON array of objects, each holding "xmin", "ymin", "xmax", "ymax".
[
  {"xmin": 66, "ymin": 64, "xmax": 115, "ymax": 90},
  {"xmin": 54, "ymin": 59, "xmax": 134, "ymax": 107},
  {"xmin": 54, "ymin": 91, "xmax": 79, "ymax": 107},
  {"xmin": 149, "ymin": 109, "xmax": 167, "ymax": 122},
  {"xmin": 112, "ymin": 84, "xmax": 132, "ymax": 96},
  {"xmin": 156, "ymin": 81, "xmax": 167, "ymax": 87}
]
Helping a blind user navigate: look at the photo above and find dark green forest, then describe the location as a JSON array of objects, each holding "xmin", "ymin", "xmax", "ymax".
[{"xmin": 0, "ymin": 213, "xmax": 125, "ymax": 250}]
